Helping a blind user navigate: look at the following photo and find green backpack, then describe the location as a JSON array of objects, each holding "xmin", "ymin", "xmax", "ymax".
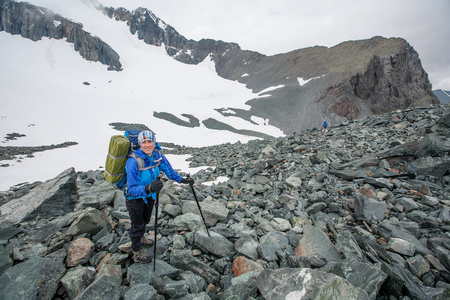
[
  {"xmin": 103, "ymin": 130, "xmax": 161, "ymax": 189},
  {"xmin": 103, "ymin": 135, "xmax": 132, "ymax": 184}
]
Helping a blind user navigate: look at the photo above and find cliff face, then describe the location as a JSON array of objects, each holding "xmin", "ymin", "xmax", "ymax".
[
  {"xmin": 0, "ymin": 0, "xmax": 122, "ymax": 70},
  {"xmin": 0, "ymin": 1, "xmax": 439, "ymax": 134},
  {"xmin": 104, "ymin": 5, "xmax": 242, "ymax": 66},
  {"xmin": 329, "ymin": 38, "xmax": 436, "ymax": 118}
]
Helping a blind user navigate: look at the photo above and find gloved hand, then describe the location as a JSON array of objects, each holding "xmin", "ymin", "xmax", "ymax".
[
  {"xmin": 145, "ymin": 180, "xmax": 163, "ymax": 194},
  {"xmin": 180, "ymin": 177, "xmax": 195, "ymax": 185}
]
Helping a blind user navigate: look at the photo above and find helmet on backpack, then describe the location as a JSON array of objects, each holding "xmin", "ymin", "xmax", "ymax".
[{"xmin": 138, "ymin": 130, "xmax": 156, "ymax": 145}]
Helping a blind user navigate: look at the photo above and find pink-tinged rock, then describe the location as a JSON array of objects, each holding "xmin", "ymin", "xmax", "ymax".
[{"xmin": 66, "ymin": 238, "xmax": 95, "ymax": 267}]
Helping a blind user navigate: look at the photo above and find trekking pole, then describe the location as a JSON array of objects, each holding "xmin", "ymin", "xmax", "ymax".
[
  {"xmin": 153, "ymin": 175, "xmax": 160, "ymax": 271},
  {"xmin": 187, "ymin": 174, "xmax": 210, "ymax": 237}
]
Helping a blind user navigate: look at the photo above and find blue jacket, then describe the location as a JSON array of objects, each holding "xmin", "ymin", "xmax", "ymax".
[{"xmin": 125, "ymin": 148, "xmax": 182, "ymax": 200}]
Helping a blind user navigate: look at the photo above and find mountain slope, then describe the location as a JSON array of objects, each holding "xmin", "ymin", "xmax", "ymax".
[
  {"xmin": 101, "ymin": 5, "xmax": 439, "ymax": 133},
  {"xmin": 0, "ymin": 0, "xmax": 441, "ymax": 190},
  {"xmin": 0, "ymin": 0, "xmax": 283, "ymax": 190},
  {"xmin": 0, "ymin": 0, "xmax": 439, "ymax": 135}
]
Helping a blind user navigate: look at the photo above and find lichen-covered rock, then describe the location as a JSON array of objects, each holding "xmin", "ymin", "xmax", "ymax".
[
  {"xmin": 0, "ymin": 256, "xmax": 65, "ymax": 300},
  {"xmin": 256, "ymin": 268, "xmax": 370, "ymax": 300}
]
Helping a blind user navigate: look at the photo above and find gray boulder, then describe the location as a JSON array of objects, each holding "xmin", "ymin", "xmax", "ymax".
[
  {"xmin": 76, "ymin": 181, "xmax": 117, "ymax": 210},
  {"xmin": 171, "ymin": 213, "xmax": 203, "ymax": 231},
  {"xmin": 294, "ymin": 225, "xmax": 341, "ymax": 271},
  {"xmin": 194, "ymin": 231, "xmax": 235, "ymax": 258},
  {"xmin": 354, "ymin": 193, "xmax": 386, "ymax": 223},
  {"xmin": 258, "ymin": 231, "xmax": 289, "ymax": 261},
  {"xmin": 66, "ymin": 207, "xmax": 115, "ymax": 237},
  {"xmin": 234, "ymin": 236, "xmax": 259, "ymax": 260},
  {"xmin": 170, "ymin": 251, "xmax": 220, "ymax": 283},
  {"xmin": 60, "ymin": 267, "xmax": 96, "ymax": 299},
  {"xmin": 0, "ymin": 168, "xmax": 77, "ymax": 226},
  {"xmin": 73, "ymin": 274, "xmax": 121, "ymax": 300},
  {"xmin": 406, "ymin": 254, "xmax": 430, "ymax": 278},
  {"xmin": 0, "ymin": 256, "xmax": 65, "ymax": 300},
  {"xmin": 396, "ymin": 197, "xmax": 419, "ymax": 212},
  {"xmin": 256, "ymin": 268, "xmax": 370, "ymax": 300},
  {"xmin": 436, "ymin": 246, "xmax": 450, "ymax": 271},
  {"xmin": 123, "ymin": 284, "xmax": 157, "ymax": 300},
  {"xmin": 180, "ymin": 270, "xmax": 207, "ymax": 294},
  {"xmin": 330, "ymin": 257, "xmax": 387, "ymax": 299},
  {"xmin": 285, "ymin": 173, "xmax": 303, "ymax": 189},
  {"xmin": 222, "ymin": 278, "xmax": 258, "ymax": 300},
  {"xmin": 0, "ymin": 245, "xmax": 13, "ymax": 276},
  {"xmin": 378, "ymin": 222, "xmax": 433, "ymax": 256},
  {"xmin": 127, "ymin": 259, "xmax": 179, "ymax": 285},
  {"xmin": 181, "ymin": 197, "xmax": 229, "ymax": 227},
  {"xmin": 335, "ymin": 230, "xmax": 364, "ymax": 259}
]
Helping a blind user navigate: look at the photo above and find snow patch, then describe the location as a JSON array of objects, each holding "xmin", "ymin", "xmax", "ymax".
[
  {"xmin": 297, "ymin": 75, "xmax": 325, "ymax": 86},
  {"xmin": 258, "ymin": 84, "xmax": 284, "ymax": 96},
  {"xmin": 201, "ymin": 176, "xmax": 229, "ymax": 186}
]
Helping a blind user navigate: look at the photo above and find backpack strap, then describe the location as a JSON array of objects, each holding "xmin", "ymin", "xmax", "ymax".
[
  {"xmin": 129, "ymin": 152, "xmax": 162, "ymax": 172},
  {"xmin": 123, "ymin": 151, "xmax": 163, "ymax": 195}
]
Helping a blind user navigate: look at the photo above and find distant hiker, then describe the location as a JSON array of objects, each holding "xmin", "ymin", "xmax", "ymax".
[
  {"xmin": 322, "ymin": 121, "xmax": 328, "ymax": 134},
  {"xmin": 125, "ymin": 130, "xmax": 194, "ymax": 263}
]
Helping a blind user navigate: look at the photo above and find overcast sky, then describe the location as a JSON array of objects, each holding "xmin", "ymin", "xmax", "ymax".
[{"xmin": 101, "ymin": 0, "xmax": 450, "ymax": 91}]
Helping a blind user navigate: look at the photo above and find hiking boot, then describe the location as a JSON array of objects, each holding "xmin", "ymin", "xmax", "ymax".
[
  {"xmin": 141, "ymin": 235, "xmax": 154, "ymax": 247},
  {"xmin": 133, "ymin": 248, "xmax": 152, "ymax": 264}
]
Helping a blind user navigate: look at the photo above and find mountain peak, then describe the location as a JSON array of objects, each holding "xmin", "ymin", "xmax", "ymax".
[{"xmin": 0, "ymin": 0, "xmax": 439, "ymax": 135}]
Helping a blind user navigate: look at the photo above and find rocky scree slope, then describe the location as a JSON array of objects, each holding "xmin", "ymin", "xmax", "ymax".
[
  {"xmin": 0, "ymin": 104, "xmax": 449, "ymax": 299},
  {"xmin": 0, "ymin": 0, "xmax": 439, "ymax": 135}
]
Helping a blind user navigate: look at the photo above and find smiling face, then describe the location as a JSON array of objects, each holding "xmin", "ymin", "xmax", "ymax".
[{"xmin": 140, "ymin": 140, "xmax": 155, "ymax": 155}]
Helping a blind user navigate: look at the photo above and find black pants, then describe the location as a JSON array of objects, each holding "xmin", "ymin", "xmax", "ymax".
[{"xmin": 126, "ymin": 198, "xmax": 154, "ymax": 251}]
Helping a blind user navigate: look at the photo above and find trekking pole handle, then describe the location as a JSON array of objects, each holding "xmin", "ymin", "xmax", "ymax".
[{"xmin": 187, "ymin": 173, "xmax": 193, "ymax": 187}]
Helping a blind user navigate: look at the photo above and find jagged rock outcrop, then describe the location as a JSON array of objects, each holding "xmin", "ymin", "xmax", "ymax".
[
  {"xmin": 0, "ymin": 0, "xmax": 122, "ymax": 70},
  {"xmin": 0, "ymin": 167, "xmax": 78, "ymax": 227}
]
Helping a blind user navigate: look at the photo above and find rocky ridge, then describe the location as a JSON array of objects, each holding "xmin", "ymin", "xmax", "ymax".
[
  {"xmin": 0, "ymin": 1, "xmax": 439, "ymax": 135},
  {"xmin": 0, "ymin": 104, "xmax": 449, "ymax": 299},
  {"xmin": 102, "ymin": 5, "xmax": 439, "ymax": 133},
  {"xmin": 0, "ymin": 0, "xmax": 122, "ymax": 70}
]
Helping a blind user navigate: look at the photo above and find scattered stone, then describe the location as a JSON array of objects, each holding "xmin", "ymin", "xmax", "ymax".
[
  {"xmin": 387, "ymin": 237, "xmax": 416, "ymax": 257},
  {"xmin": 66, "ymin": 237, "xmax": 95, "ymax": 267},
  {"xmin": 60, "ymin": 266, "xmax": 96, "ymax": 299},
  {"xmin": 0, "ymin": 104, "xmax": 449, "ymax": 299},
  {"xmin": 294, "ymin": 225, "xmax": 341, "ymax": 271}
]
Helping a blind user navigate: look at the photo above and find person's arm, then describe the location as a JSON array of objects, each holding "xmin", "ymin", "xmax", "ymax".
[
  {"xmin": 159, "ymin": 154, "xmax": 183, "ymax": 183},
  {"xmin": 125, "ymin": 158, "xmax": 147, "ymax": 197}
]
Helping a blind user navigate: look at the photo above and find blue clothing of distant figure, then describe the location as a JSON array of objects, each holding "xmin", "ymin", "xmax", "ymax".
[
  {"xmin": 323, "ymin": 121, "xmax": 328, "ymax": 128},
  {"xmin": 125, "ymin": 148, "xmax": 182, "ymax": 201}
]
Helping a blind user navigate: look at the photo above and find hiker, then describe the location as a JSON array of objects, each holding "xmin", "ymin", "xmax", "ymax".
[
  {"xmin": 125, "ymin": 130, "xmax": 194, "ymax": 263},
  {"xmin": 322, "ymin": 121, "xmax": 328, "ymax": 134}
]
